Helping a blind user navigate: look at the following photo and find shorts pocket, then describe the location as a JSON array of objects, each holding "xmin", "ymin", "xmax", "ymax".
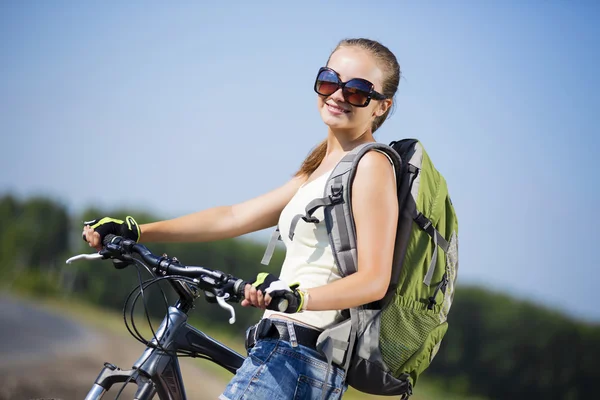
[
  {"xmin": 276, "ymin": 345, "xmax": 330, "ymax": 372},
  {"xmin": 293, "ymin": 375, "xmax": 342, "ymax": 400},
  {"xmin": 248, "ymin": 338, "xmax": 278, "ymax": 365}
]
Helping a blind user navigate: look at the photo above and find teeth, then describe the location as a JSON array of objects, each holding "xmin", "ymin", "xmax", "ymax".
[{"xmin": 327, "ymin": 104, "xmax": 346, "ymax": 112}]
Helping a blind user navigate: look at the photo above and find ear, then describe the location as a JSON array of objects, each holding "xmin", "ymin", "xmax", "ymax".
[{"xmin": 374, "ymin": 98, "xmax": 393, "ymax": 117}]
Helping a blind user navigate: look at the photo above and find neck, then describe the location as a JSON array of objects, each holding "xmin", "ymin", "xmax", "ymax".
[{"xmin": 325, "ymin": 128, "xmax": 375, "ymax": 157}]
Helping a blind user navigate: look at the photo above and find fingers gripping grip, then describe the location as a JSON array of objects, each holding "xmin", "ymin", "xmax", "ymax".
[
  {"xmin": 82, "ymin": 216, "xmax": 140, "ymax": 245},
  {"xmin": 251, "ymin": 273, "xmax": 302, "ymax": 313}
]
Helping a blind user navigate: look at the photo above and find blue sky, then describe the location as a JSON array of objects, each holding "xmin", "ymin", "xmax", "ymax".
[{"xmin": 1, "ymin": 1, "xmax": 599, "ymax": 321}]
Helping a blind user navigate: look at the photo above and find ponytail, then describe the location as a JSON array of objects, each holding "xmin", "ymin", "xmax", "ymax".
[{"xmin": 294, "ymin": 140, "xmax": 327, "ymax": 178}]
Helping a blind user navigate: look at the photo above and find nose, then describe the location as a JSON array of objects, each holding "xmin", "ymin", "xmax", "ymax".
[{"xmin": 329, "ymin": 87, "xmax": 346, "ymax": 103}]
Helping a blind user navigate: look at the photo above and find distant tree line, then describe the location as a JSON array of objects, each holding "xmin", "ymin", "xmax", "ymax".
[{"xmin": 0, "ymin": 194, "xmax": 597, "ymax": 399}]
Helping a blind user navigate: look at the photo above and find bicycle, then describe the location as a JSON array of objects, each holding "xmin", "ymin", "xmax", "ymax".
[{"xmin": 66, "ymin": 234, "xmax": 286, "ymax": 400}]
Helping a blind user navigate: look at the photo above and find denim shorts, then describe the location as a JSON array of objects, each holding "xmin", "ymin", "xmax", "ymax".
[{"xmin": 219, "ymin": 337, "xmax": 347, "ymax": 400}]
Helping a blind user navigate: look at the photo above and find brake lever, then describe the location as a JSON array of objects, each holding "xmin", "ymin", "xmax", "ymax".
[
  {"xmin": 65, "ymin": 253, "xmax": 105, "ymax": 264},
  {"xmin": 216, "ymin": 294, "xmax": 236, "ymax": 324}
]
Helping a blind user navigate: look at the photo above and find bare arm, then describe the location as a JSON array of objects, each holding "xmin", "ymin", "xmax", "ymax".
[
  {"xmin": 83, "ymin": 175, "xmax": 305, "ymax": 248},
  {"xmin": 140, "ymin": 175, "xmax": 306, "ymax": 243},
  {"xmin": 304, "ymin": 150, "xmax": 398, "ymax": 310}
]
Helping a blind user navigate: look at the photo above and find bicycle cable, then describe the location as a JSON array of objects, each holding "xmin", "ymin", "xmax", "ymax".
[
  {"xmin": 113, "ymin": 250, "xmax": 227, "ymax": 399},
  {"xmin": 114, "ymin": 258, "xmax": 172, "ymax": 399},
  {"xmin": 127, "ymin": 274, "xmax": 215, "ymax": 358}
]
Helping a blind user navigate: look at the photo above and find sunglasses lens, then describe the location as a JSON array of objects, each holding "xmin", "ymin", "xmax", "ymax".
[
  {"xmin": 315, "ymin": 68, "xmax": 377, "ymax": 107},
  {"xmin": 344, "ymin": 79, "xmax": 372, "ymax": 106},
  {"xmin": 315, "ymin": 69, "xmax": 340, "ymax": 96}
]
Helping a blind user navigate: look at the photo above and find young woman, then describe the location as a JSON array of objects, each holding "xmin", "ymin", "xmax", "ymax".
[{"xmin": 83, "ymin": 38, "xmax": 401, "ymax": 399}]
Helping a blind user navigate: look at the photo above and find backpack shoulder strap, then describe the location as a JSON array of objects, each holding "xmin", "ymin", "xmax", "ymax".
[
  {"xmin": 287, "ymin": 142, "xmax": 402, "ymax": 277},
  {"xmin": 327, "ymin": 142, "xmax": 402, "ymax": 277}
]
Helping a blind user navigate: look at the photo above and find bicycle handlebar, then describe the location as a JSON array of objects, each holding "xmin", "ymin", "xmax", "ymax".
[
  {"xmin": 67, "ymin": 234, "xmax": 249, "ymax": 323},
  {"xmin": 106, "ymin": 234, "xmax": 247, "ymax": 297},
  {"xmin": 67, "ymin": 234, "xmax": 292, "ymax": 321}
]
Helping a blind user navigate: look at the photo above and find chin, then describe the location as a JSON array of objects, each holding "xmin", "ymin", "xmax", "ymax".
[
  {"xmin": 322, "ymin": 118, "xmax": 349, "ymax": 130},
  {"xmin": 320, "ymin": 110, "xmax": 350, "ymax": 129}
]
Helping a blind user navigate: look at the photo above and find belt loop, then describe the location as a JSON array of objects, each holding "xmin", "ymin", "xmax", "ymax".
[
  {"xmin": 286, "ymin": 321, "xmax": 298, "ymax": 348},
  {"xmin": 253, "ymin": 322, "xmax": 259, "ymax": 344},
  {"xmin": 245, "ymin": 322, "xmax": 258, "ymax": 351},
  {"xmin": 244, "ymin": 327, "xmax": 251, "ymax": 351}
]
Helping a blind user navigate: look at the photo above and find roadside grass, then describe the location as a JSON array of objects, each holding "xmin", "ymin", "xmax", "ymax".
[{"xmin": 15, "ymin": 292, "xmax": 485, "ymax": 400}]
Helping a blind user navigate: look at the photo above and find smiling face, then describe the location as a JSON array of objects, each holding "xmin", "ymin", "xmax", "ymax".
[{"xmin": 317, "ymin": 46, "xmax": 391, "ymax": 134}]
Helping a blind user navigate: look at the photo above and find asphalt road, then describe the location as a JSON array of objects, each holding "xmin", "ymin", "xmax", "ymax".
[
  {"xmin": 0, "ymin": 293, "xmax": 92, "ymax": 367},
  {"xmin": 0, "ymin": 293, "xmax": 229, "ymax": 400}
]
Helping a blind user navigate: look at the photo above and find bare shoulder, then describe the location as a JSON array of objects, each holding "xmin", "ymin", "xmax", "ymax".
[
  {"xmin": 351, "ymin": 149, "xmax": 397, "ymax": 213},
  {"xmin": 354, "ymin": 149, "xmax": 395, "ymax": 181}
]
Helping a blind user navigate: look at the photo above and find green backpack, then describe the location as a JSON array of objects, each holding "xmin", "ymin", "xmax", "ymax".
[{"xmin": 264, "ymin": 139, "xmax": 459, "ymax": 397}]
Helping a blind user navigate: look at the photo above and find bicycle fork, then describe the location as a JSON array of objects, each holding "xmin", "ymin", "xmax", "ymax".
[
  {"xmin": 85, "ymin": 363, "xmax": 156, "ymax": 400},
  {"xmin": 84, "ymin": 307, "xmax": 188, "ymax": 400}
]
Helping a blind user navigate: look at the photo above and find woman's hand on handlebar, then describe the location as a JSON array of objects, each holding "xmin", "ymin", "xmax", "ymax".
[
  {"xmin": 241, "ymin": 273, "xmax": 306, "ymax": 313},
  {"xmin": 82, "ymin": 216, "xmax": 141, "ymax": 251},
  {"xmin": 82, "ymin": 225, "xmax": 102, "ymax": 251},
  {"xmin": 241, "ymin": 283, "xmax": 272, "ymax": 310}
]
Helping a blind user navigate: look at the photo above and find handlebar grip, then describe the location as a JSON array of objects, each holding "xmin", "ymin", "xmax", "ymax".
[
  {"xmin": 276, "ymin": 297, "xmax": 290, "ymax": 313},
  {"xmin": 103, "ymin": 234, "xmax": 117, "ymax": 247},
  {"xmin": 235, "ymin": 280, "xmax": 249, "ymax": 301},
  {"xmin": 265, "ymin": 292, "xmax": 294, "ymax": 313}
]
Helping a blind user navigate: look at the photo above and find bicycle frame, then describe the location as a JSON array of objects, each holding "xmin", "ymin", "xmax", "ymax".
[
  {"xmin": 66, "ymin": 240, "xmax": 249, "ymax": 400},
  {"xmin": 84, "ymin": 303, "xmax": 245, "ymax": 400}
]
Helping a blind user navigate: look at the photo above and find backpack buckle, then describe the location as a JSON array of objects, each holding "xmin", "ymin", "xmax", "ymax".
[
  {"xmin": 415, "ymin": 212, "xmax": 432, "ymax": 230},
  {"xmin": 330, "ymin": 184, "xmax": 343, "ymax": 203},
  {"xmin": 302, "ymin": 216, "xmax": 320, "ymax": 224}
]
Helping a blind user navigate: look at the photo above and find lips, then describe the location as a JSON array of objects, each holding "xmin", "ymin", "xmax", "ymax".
[{"xmin": 326, "ymin": 102, "xmax": 350, "ymax": 114}]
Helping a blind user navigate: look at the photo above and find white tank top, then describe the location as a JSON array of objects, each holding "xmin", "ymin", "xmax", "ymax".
[{"xmin": 262, "ymin": 167, "xmax": 344, "ymax": 329}]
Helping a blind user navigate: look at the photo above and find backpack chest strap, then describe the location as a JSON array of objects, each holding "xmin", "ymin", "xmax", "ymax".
[{"xmin": 288, "ymin": 181, "xmax": 344, "ymax": 240}]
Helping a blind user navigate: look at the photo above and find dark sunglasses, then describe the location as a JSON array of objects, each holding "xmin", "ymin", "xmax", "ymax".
[{"xmin": 313, "ymin": 67, "xmax": 388, "ymax": 107}]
